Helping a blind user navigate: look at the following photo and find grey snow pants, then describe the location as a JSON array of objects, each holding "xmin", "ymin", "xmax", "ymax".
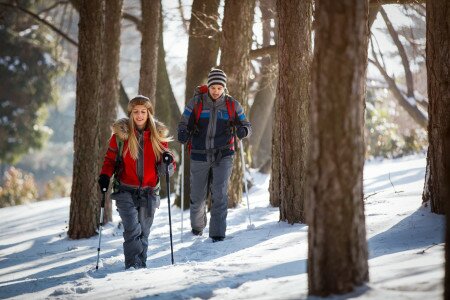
[
  {"xmin": 113, "ymin": 191, "xmax": 158, "ymax": 269},
  {"xmin": 190, "ymin": 155, "xmax": 233, "ymax": 238}
]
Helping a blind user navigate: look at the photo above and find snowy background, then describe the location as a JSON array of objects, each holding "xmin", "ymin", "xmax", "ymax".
[{"xmin": 0, "ymin": 154, "xmax": 444, "ymax": 299}]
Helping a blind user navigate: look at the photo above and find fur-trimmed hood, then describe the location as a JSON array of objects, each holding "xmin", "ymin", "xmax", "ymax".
[{"xmin": 112, "ymin": 118, "xmax": 169, "ymax": 141}]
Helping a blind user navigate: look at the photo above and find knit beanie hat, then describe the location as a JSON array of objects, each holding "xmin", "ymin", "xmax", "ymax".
[
  {"xmin": 127, "ymin": 95, "xmax": 153, "ymax": 115},
  {"xmin": 207, "ymin": 68, "xmax": 227, "ymax": 88}
]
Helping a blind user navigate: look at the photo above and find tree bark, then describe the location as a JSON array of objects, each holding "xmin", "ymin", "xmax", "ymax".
[
  {"xmin": 155, "ymin": 4, "xmax": 181, "ymax": 199},
  {"xmin": 219, "ymin": 0, "xmax": 256, "ymax": 208},
  {"xmin": 274, "ymin": 0, "xmax": 311, "ymax": 224},
  {"xmin": 154, "ymin": 5, "xmax": 180, "ymax": 136},
  {"xmin": 425, "ymin": 0, "xmax": 450, "ymax": 216},
  {"xmin": 425, "ymin": 1, "xmax": 450, "ymax": 297},
  {"xmin": 177, "ymin": 0, "xmax": 220, "ymax": 209},
  {"xmin": 185, "ymin": 0, "xmax": 220, "ymax": 99},
  {"xmin": 138, "ymin": 0, "xmax": 160, "ymax": 104},
  {"xmin": 269, "ymin": 83, "xmax": 282, "ymax": 207},
  {"xmin": 249, "ymin": 0, "xmax": 277, "ymax": 169},
  {"xmin": 68, "ymin": 0, "xmax": 104, "ymax": 239},
  {"xmin": 97, "ymin": 0, "xmax": 122, "ymax": 224},
  {"xmin": 307, "ymin": 0, "xmax": 369, "ymax": 295}
]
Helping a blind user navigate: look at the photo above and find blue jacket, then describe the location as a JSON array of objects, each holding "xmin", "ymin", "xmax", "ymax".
[{"xmin": 178, "ymin": 92, "xmax": 252, "ymax": 161}]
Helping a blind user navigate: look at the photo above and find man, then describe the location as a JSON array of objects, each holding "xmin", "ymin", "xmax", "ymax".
[{"xmin": 178, "ymin": 68, "xmax": 252, "ymax": 242}]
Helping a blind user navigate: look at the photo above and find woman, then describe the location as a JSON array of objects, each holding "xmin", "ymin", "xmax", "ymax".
[
  {"xmin": 177, "ymin": 68, "xmax": 251, "ymax": 242},
  {"xmin": 98, "ymin": 95, "xmax": 175, "ymax": 269}
]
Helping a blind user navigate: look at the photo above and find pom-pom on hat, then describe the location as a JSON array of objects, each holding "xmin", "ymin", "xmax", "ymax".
[{"xmin": 207, "ymin": 68, "xmax": 227, "ymax": 88}]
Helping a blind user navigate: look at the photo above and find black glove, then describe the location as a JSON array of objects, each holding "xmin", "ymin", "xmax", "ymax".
[
  {"xmin": 178, "ymin": 129, "xmax": 190, "ymax": 144},
  {"xmin": 236, "ymin": 126, "xmax": 248, "ymax": 139},
  {"xmin": 98, "ymin": 174, "xmax": 110, "ymax": 192}
]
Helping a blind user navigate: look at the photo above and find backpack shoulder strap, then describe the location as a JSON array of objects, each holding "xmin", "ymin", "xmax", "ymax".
[
  {"xmin": 225, "ymin": 95, "xmax": 236, "ymax": 123},
  {"xmin": 116, "ymin": 135, "xmax": 124, "ymax": 157},
  {"xmin": 114, "ymin": 135, "xmax": 124, "ymax": 172},
  {"xmin": 193, "ymin": 96, "xmax": 203, "ymax": 124},
  {"xmin": 113, "ymin": 136, "xmax": 124, "ymax": 192}
]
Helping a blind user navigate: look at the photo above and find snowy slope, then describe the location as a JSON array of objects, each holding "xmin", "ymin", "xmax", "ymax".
[{"xmin": 0, "ymin": 154, "xmax": 445, "ymax": 299}]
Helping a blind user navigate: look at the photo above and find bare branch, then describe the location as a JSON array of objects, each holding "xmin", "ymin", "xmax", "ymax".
[
  {"xmin": 4, "ymin": 0, "xmax": 132, "ymax": 109},
  {"xmin": 369, "ymin": 0, "xmax": 425, "ymax": 6},
  {"xmin": 406, "ymin": 3, "xmax": 426, "ymax": 18},
  {"xmin": 0, "ymin": 1, "xmax": 78, "ymax": 46},
  {"xmin": 250, "ymin": 45, "xmax": 277, "ymax": 60},
  {"xmin": 190, "ymin": 10, "xmax": 220, "ymax": 34},
  {"xmin": 371, "ymin": 34, "xmax": 388, "ymax": 71},
  {"xmin": 177, "ymin": 0, "xmax": 189, "ymax": 34},
  {"xmin": 369, "ymin": 4, "xmax": 381, "ymax": 28},
  {"xmin": 37, "ymin": 1, "xmax": 69, "ymax": 15},
  {"xmin": 380, "ymin": 7, "xmax": 415, "ymax": 98},
  {"xmin": 69, "ymin": 0, "xmax": 79, "ymax": 11},
  {"xmin": 123, "ymin": 12, "xmax": 142, "ymax": 32},
  {"xmin": 369, "ymin": 55, "xmax": 428, "ymax": 128}
]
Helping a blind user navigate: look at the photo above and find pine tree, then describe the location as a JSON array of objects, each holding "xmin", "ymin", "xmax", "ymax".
[
  {"xmin": 307, "ymin": 0, "xmax": 369, "ymax": 295},
  {"xmin": 424, "ymin": 0, "xmax": 450, "ymax": 216},
  {"xmin": 139, "ymin": 0, "xmax": 160, "ymax": 104},
  {"xmin": 272, "ymin": 0, "xmax": 311, "ymax": 223},
  {"xmin": 177, "ymin": 0, "xmax": 220, "ymax": 209},
  {"xmin": 68, "ymin": 0, "xmax": 105, "ymax": 239},
  {"xmin": 98, "ymin": 0, "xmax": 123, "ymax": 223},
  {"xmin": 0, "ymin": 1, "xmax": 60, "ymax": 165},
  {"xmin": 220, "ymin": 0, "xmax": 256, "ymax": 208}
]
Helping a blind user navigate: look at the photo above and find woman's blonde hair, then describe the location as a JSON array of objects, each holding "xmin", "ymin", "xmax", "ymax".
[{"xmin": 126, "ymin": 95, "xmax": 172, "ymax": 161}]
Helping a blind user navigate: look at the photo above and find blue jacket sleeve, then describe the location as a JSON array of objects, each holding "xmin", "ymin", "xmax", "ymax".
[{"xmin": 234, "ymin": 99, "xmax": 252, "ymax": 138}]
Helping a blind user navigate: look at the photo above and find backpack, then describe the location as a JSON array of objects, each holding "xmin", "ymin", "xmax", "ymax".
[{"xmin": 188, "ymin": 85, "xmax": 237, "ymax": 153}]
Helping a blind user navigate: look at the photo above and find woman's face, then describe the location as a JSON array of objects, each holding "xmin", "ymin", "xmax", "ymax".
[
  {"xmin": 208, "ymin": 84, "xmax": 224, "ymax": 100},
  {"xmin": 132, "ymin": 105, "xmax": 148, "ymax": 129}
]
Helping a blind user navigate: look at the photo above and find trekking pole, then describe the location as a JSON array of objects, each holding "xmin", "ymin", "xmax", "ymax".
[
  {"xmin": 96, "ymin": 188, "xmax": 107, "ymax": 269},
  {"xmin": 163, "ymin": 152, "xmax": 175, "ymax": 265},
  {"xmin": 239, "ymin": 140, "xmax": 255, "ymax": 229},
  {"xmin": 180, "ymin": 145, "xmax": 184, "ymax": 242}
]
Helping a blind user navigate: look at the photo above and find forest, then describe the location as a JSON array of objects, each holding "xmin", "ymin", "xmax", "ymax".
[{"xmin": 0, "ymin": 0, "xmax": 449, "ymax": 298}]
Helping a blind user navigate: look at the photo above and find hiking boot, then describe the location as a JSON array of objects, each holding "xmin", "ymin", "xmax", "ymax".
[
  {"xmin": 211, "ymin": 236, "xmax": 224, "ymax": 243},
  {"xmin": 192, "ymin": 229, "xmax": 203, "ymax": 236}
]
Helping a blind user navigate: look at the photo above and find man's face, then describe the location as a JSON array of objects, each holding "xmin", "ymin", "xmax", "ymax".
[{"xmin": 208, "ymin": 85, "xmax": 224, "ymax": 100}]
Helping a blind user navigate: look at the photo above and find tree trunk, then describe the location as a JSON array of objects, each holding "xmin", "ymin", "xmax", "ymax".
[
  {"xmin": 98, "ymin": 0, "xmax": 122, "ymax": 224},
  {"xmin": 185, "ymin": 0, "xmax": 220, "ymax": 98},
  {"xmin": 249, "ymin": 0, "xmax": 277, "ymax": 169},
  {"xmin": 307, "ymin": 0, "xmax": 369, "ymax": 295},
  {"xmin": 427, "ymin": 2, "xmax": 450, "ymax": 297},
  {"xmin": 269, "ymin": 84, "xmax": 282, "ymax": 207},
  {"xmin": 177, "ymin": 0, "xmax": 220, "ymax": 209},
  {"xmin": 425, "ymin": 0, "xmax": 450, "ymax": 216},
  {"xmin": 155, "ymin": 3, "xmax": 181, "ymax": 199},
  {"xmin": 154, "ymin": 3, "xmax": 180, "ymax": 138},
  {"xmin": 275, "ymin": 0, "xmax": 311, "ymax": 224},
  {"xmin": 219, "ymin": 0, "xmax": 256, "ymax": 208},
  {"xmin": 68, "ymin": 0, "xmax": 104, "ymax": 239},
  {"xmin": 138, "ymin": 0, "xmax": 160, "ymax": 104},
  {"xmin": 268, "ymin": 2, "xmax": 280, "ymax": 207}
]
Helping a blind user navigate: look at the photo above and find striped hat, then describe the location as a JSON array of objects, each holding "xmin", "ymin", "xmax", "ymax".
[{"xmin": 207, "ymin": 68, "xmax": 227, "ymax": 88}]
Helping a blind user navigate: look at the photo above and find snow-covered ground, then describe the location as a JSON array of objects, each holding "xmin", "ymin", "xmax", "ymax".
[{"xmin": 0, "ymin": 154, "xmax": 445, "ymax": 299}]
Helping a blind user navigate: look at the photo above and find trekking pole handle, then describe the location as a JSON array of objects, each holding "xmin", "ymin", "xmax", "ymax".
[
  {"xmin": 100, "ymin": 188, "xmax": 107, "ymax": 208},
  {"xmin": 162, "ymin": 152, "xmax": 174, "ymax": 165}
]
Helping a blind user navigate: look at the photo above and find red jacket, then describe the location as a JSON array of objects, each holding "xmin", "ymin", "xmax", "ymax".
[{"xmin": 100, "ymin": 118, "xmax": 175, "ymax": 189}]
